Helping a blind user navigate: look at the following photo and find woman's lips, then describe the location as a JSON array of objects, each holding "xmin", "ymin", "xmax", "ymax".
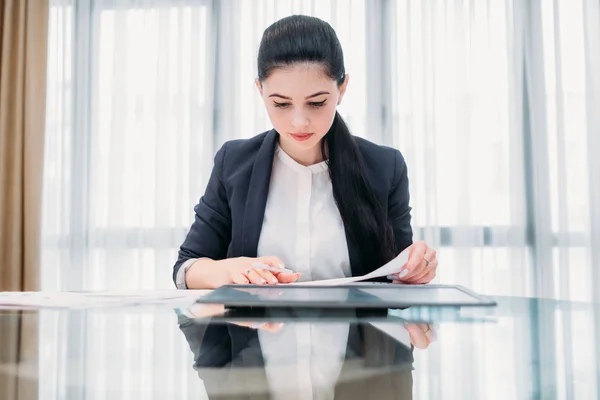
[{"xmin": 290, "ymin": 133, "xmax": 313, "ymax": 141}]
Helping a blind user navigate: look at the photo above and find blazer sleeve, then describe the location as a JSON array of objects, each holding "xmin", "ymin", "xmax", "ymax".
[
  {"xmin": 172, "ymin": 143, "xmax": 232, "ymax": 284},
  {"xmin": 388, "ymin": 150, "xmax": 413, "ymax": 254}
]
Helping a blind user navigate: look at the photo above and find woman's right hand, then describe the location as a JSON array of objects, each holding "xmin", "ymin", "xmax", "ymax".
[{"xmin": 186, "ymin": 256, "xmax": 301, "ymax": 289}]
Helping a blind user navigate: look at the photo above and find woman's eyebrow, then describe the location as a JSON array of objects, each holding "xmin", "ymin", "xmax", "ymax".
[
  {"xmin": 268, "ymin": 91, "xmax": 330, "ymax": 100},
  {"xmin": 305, "ymin": 91, "xmax": 330, "ymax": 99}
]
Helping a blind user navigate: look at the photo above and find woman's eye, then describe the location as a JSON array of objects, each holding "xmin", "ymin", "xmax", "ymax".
[
  {"xmin": 273, "ymin": 102, "xmax": 290, "ymax": 108},
  {"xmin": 308, "ymin": 100, "xmax": 327, "ymax": 108}
]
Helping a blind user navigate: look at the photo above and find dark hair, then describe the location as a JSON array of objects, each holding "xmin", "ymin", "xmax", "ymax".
[{"xmin": 257, "ymin": 15, "xmax": 397, "ymax": 271}]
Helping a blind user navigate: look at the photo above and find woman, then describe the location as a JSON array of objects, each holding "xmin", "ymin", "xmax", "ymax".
[{"xmin": 174, "ymin": 15, "xmax": 438, "ymax": 289}]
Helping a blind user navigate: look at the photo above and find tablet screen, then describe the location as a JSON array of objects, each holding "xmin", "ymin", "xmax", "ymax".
[{"xmin": 200, "ymin": 284, "xmax": 495, "ymax": 308}]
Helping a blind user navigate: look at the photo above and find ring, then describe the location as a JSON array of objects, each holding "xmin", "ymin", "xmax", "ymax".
[{"xmin": 424, "ymin": 326, "xmax": 431, "ymax": 335}]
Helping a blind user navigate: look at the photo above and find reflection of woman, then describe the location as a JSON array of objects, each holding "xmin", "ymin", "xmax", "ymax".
[
  {"xmin": 173, "ymin": 14, "xmax": 439, "ymax": 290},
  {"xmin": 177, "ymin": 311, "xmax": 419, "ymax": 400}
]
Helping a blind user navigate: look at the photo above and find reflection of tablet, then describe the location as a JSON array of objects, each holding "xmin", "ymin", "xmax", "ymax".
[{"xmin": 196, "ymin": 284, "xmax": 496, "ymax": 308}]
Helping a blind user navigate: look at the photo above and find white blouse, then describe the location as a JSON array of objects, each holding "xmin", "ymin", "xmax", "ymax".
[
  {"xmin": 256, "ymin": 145, "xmax": 351, "ymax": 281},
  {"xmin": 176, "ymin": 144, "xmax": 352, "ymax": 288}
]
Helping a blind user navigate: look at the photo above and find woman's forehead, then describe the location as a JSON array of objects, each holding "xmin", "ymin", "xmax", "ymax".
[{"xmin": 262, "ymin": 63, "xmax": 337, "ymax": 96}]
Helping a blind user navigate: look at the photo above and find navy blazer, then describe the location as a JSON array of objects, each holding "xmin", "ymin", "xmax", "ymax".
[{"xmin": 173, "ymin": 129, "xmax": 413, "ymax": 283}]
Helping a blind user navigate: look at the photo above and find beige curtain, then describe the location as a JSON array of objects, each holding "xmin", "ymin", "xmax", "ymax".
[
  {"xmin": 0, "ymin": 0, "xmax": 49, "ymax": 399},
  {"xmin": 0, "ymin": 0, "xmax": 48, "ymax": 291}
]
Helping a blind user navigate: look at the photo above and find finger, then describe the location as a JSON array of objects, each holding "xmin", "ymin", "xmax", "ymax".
[
  {"xmin": 401, "ymin": 242, "xmax": 427, "ymax": 278},
  {"xmin": 257, "ymin": 256, "xmax": 287, "ymax": 270},
  {"xmin": 413, "ymin": 261, "xmax": 438, "ymax": 283},
  {"xmin": 407, "ymin": 256, "xmax": 437, "ymax": 283},
  {"xmin": 260, "ymin": 322, "xmax": 285, "ymax": 333},
  {"xmin": 231, "ymin": 273, "xmax": 250, "ymax": 284},
  {"xmin": 424, "ymin": 325, "xmax": 437, "ymax": 342},
  {"xmin": 276, "ymin": 273, "xmax": 301, "ymax": 283},
  {"xmin": 412, "ymin": 269, "xmax": 437, "ymax": 284},
  {"xmin": 417, "ymin": 323, "xmax": 429, "ymax": 332},
  {"xmin": 244, "ymin": 269, "xmax": 267, "ymax": 285},
  {"xmin": 254, "ymin": 269, "xmax": 279, "ymax": 285},
  {"xmin": 423, "ymin": 247, "xmax": 437, "ymax": 265},
  {"xmin": 405, "ymin": 324, "xmax": 430, "ymax": 349},
  {"xmin": 398, "ymin": 257, "xmax": 428, "ymax": 282},
  {"xmin": 408, "ymin": 257, "xmax": 436, "ymax": 282}
]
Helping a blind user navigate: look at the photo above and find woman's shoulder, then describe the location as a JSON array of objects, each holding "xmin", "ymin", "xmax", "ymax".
[
  {"xmin": 214, "ymin": 130, "xmax": 276, "ymax": 180},
  {"xmin": 353, "ymin": 136, "xmax": 405, "ymax": 168},
  {"xmin": 219, "ymin": 130, "xmax": 274, "ymax": 155}
]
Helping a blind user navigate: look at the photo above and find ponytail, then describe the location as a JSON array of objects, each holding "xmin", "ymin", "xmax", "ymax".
[{"xmin": 322, "ymin": 112, "xmax": 397, "ymax": 270}]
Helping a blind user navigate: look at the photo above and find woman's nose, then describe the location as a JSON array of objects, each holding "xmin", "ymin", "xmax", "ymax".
[{"xmin": 291, "ymin": 112, "xmax": 309, "ymax": 131}]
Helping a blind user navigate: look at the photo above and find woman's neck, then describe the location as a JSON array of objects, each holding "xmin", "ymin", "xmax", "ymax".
[{"xmin": 279, "ymin": 141, "xmax": 325, "ymax": 166}]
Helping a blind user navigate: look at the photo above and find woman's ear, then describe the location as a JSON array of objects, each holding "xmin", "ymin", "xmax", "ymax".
[
  {"xmin": 255, "ymin": 78, "xmax": 263, "ymax": 96},
  {"xmin": 337, "ymin": 74, "xmax": 350, "ymax": 105}
]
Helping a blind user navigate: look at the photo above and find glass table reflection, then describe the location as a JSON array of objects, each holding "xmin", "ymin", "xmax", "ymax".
[{"xmin": 0, "ymin": 294, "xmax": 598, "ymax": 399}]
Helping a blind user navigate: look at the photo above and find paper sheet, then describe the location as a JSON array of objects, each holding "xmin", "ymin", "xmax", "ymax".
[
  {"xmin": 289, "ymin": 249, "xmax": 410, "ymax": 286},
  {"xmin": 0, "ymin": 290, "xmax": 210, "ymax": 309}
]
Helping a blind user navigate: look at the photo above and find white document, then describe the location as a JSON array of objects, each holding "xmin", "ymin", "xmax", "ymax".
[
  {"xmin": 0, "ymin": 290, "xmax": 211, "ymax": 309},
  {"xmin": 290, "ymin": 249, "xmax": 410, "ymax": 286}
]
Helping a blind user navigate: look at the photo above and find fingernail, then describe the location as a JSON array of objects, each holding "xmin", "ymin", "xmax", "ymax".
[
  {"xmin": 398, "ymin": 269, "xmax": 409, "ymax": 278},
  {"xmin": 278, "ymin": 263, "xmax": 285, "ymax": 269}
]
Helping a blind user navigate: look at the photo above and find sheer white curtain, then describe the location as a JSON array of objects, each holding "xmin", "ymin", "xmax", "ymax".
[
  {"xmin": 386, "ymin": 1, "xmax": 600, "ymax": 398},
  {"xmin": 389, "ymin": 0, "xmax": 531, "ymax": 298},
  {"xmin": 538, "ymin": 0, "xmax": 600, "ymax": 301},
  {"xmin": 387, "ymin": 0, "xmax": 599, "ymax": 301},
  {"xmin": 43, "ymin": 0, "xmax": 215, "ymax": 292},
  {"xmin": 42, "ymin": 1, "xmax": 215, "ymax": 398}
]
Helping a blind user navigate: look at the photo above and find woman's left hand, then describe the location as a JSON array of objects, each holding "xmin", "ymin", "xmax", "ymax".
[
  {"xmin": 389, "ymin": 241, "xmax": 438, "ymax": 284},
  {"xmin": 405, "ymin": 324, "xmax": 437, "ymax": 349}
]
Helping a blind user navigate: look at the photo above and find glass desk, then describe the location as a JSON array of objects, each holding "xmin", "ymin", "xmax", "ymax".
[{"xmin": 0, "ymin": 294, "xmax": 598, "ymax": 399}]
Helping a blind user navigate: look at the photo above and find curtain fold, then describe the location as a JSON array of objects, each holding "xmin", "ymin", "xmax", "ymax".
[
  {"xmin": 0, "ymin": 1, "xmax": 48, "ymax": 398},
  {"xmin": 0, "ymin": 1, "xmax": 48, "ymax": 397},
  {"xmin": 0, "ymin": 0, "xmax": 48, "ymax": 291}
]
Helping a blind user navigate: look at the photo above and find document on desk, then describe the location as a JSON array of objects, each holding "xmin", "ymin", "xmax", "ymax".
[
  {"xmin": 290, "ymin": 249, "xmax": 410, "ymax": 286},
  {"xmin": 0, "ymin": 290, "xmax": 210, "ymax": 309}
]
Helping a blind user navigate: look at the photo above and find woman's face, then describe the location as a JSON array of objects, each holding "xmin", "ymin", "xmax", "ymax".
[{"xmin": 256, "ymin": 63, "xmax": 348, "ymax": 165}]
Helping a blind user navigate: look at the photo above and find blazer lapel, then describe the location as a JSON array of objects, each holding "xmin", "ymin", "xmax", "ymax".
[{"xmin": 241, "ymin": 130, "xmax": 278, "ymax": 257}]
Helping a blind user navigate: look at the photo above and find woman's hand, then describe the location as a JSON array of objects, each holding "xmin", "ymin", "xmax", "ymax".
[
  {"xmin": 389, "ymin": 241, "xmax": 438, "ymax": 284},
  {"xmin": 230, "ymin": 321, "xmax": 285, "ymax": 333},
  {"xmin": 186, "ymin": 256, "xmax": 301, "ymax": 289},
  {"xmin": 405, "ymin": 323, "xmax": 437, "ymax": 349}
]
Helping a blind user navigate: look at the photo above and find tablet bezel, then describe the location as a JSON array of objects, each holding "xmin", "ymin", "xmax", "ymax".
[{"xmin": 195, "ymin": 284, "xmax": 497, "ymax": 308}]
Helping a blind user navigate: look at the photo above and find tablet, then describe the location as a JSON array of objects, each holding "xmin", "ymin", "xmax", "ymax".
[{"xmin": 196, "ymin": 284, "xmax": 497, "ymax": 309}]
